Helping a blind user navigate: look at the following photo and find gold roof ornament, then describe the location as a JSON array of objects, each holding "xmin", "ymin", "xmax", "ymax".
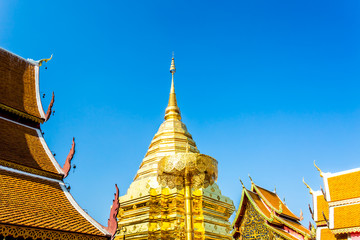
[
  {"xmin": 303, "ymin": 178, "xmax": 313, "ymax": 195},
  {"xmin": 248, "ymin": 174, "xmax": 254, "ymax": 185},
  {"xmin": 37, "ymin": 54, "xmax": 53, "ymax": 66},
  {"xmin": 314, "ymin": 160, "xmax": 324, "ymax": 177},
  {"xmin": 239, "ymin": 178, "xmax": 245, "ymax": 188}
]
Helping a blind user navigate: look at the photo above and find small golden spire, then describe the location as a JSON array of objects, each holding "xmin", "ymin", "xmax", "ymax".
[
  {"xmin": 239, "ymin": 178, "xmax": 245, "ymax": 188},
  {"xmin": 248, "ymin": 174, "xmax": 254, "ymax": 185},
  {"xmin": 165, "ymin": 55, "xmax": 181, "ymax": 121},
  {"xmin": 314, "ymin": 160, "xmax": 324, "ymax": 177}
]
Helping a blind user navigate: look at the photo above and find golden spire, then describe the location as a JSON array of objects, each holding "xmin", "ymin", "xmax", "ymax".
[{"xmin": 165, "ymin": 56, "xmax": 181, "ymax": 121}]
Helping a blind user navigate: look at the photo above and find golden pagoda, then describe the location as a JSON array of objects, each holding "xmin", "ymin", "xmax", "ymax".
[{"xmin": 115, "ymin": 57, "xmax": 235, "ymax": 240}]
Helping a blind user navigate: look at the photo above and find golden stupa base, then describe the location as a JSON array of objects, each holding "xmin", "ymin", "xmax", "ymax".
[{"xmin": 115, "ymin": 178, "xmax": 234, "ymax": 240}]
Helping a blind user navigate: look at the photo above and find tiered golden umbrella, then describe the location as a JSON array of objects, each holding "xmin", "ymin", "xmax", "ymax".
[{"xmin": 157, "ymin": 152, "xmax": 218, "ymax": 240}]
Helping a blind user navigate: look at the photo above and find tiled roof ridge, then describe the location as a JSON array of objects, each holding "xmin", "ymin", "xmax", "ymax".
[
  {"xmin": 253, "ymin": 184, "xmax": 300, "ymax": 221},
  {"xmin": 0, "ymin": 47, "xmax": 38, "ymax": 66},
  {"xmin": 0, "ymin": 165, "xmax": 110, "ymax": 237},
  {"xmin": 0, "ymin": 103, "xmax": 43, "ymax": 123},
  {"xmin": 0, "ymin": 116, "xmax": 64, "ymax": 177},
  {"xmin": 0, "ymin": 48, "xmax": 47, "ymax": 121}
]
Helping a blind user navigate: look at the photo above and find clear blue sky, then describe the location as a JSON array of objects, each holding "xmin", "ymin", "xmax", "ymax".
[{"xmin": 1, "ymin": 0, "xmax": 360, "ymax": 227}]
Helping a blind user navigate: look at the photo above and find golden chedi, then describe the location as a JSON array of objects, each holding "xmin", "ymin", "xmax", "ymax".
[{"xmin": 115, "ymin": 57, "xmax": 235, "ymax": 240}]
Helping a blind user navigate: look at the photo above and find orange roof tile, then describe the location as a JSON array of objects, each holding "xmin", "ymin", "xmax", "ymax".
[
  {"xmin": 254, "ymin": 185, "xmax": 299, "ymax": 220},
  {"xmin": 0, "ymin": 118, "xmax": 62, "ymax": 178},
  {"xmin": 315, "ymin": 194, "xmax": 329, "ymax": 225},
  {"xmin": 333, "ymin": 203, "xmax": 360, "ymax": 230},
  {"xmin": 319, "ymin": 227, "xmax": 337, "ymax": 240},
  {"xmin": 0, "ymin": 169, "xmax": 107, "ymax": 237},
  {"xmin": 0, "ymin": 49, "xmax": 43, "ymax": 120},
  {"xmin": 327, "ymin": 170, "xmax": 360, "ymax": 202}
]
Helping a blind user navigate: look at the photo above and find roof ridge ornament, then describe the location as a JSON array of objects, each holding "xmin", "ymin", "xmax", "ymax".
[
  {"xmin": 239, "ymin": 178, "xmax": 245, "ymax": 188},
  {"xmin": 45, "ymin": 92, "xmax": 55, "ymax": 122},
  {"xmin": 314, "ymin": 160, "xmax": 324, "ymax": 177},
  {"xmin": 62, "ymin": 137, "xmax": 75, "ymax": 178},
  {"xmin": 248, "ymin": 174, "xmax": 254, "ymax": 185},
  {"xmin": 37, "ymin": 54, "xmax": 53, "ymax": 66},
  {"xmin": 302, "ymin": 178, "xmax": 313, "ymax": 195}
]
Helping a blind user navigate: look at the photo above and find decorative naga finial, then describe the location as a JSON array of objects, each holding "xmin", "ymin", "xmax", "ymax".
[
  {"xmin": 273, "ymin": 186, "xmax": 276, "ymax": 194},
  {"xmin": 62, "ymin": 137, "xmax": 75, "ymax": 178},
  {"xmin": 38, "ymin": 54, "xmax": 53, "ymax": 66},
  {"xmin": 303, "ymin": 178, "xmax": 313, "ymax": 195},
  {"xmin": 45, "ymin": 92, "xmax": 55, "ymax": 122},
  {"xmin": 239, "ymin": 178, "xmax": 245, "ymax": 188},
  {"xmin": 106, "ymin": 184, "xmax": 120, "ymax": 238},
  {"xmin": 248, "ymin": 174, "xmax": 254, "ymax": 185},
  {"xmin": 299, "ymin": 209, "xmax": 304, "ymax": 221},
  {"xmin": 314, "ymin": 160, "xmax": 324, "ymax": 177}
]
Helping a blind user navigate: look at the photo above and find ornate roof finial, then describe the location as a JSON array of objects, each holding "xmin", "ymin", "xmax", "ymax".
[
  {"xmin": 165, "ymin": 55, "xmax": 181, "ymax": 121},
  {"xmin": 314, "ymin": 160, "xmax": 324, "ymax": 177},
  {"xmin": 248, "ymin": 174, "xmax": 254, "ymax": 185},
  {"xmin": 299, "ymin": 209, "xmax": 304, "ymax": 221},
  {"xmin": 239, "ymin": 178, "xmax": 245, "ymax": 188},
  {"xmin": 37, "ymin": 54, "xmax": 53, "ymax": 66},
  {"xmin": 106, "ymin": 184, "xmax": 120, "ymax": 238},
  {"xmin": 303, "ymin": 178, "xmax": 313, "ymax": 195},
  {"xmin": 62, "ymin": 137, "xmax": 75, "ymax": 178},
  {"xmin": 274, "ymin": 185, "xmax": 276, "ymax": 194},
  {"xmin": 45, "ymin": 92, "xmax": 55, "ymax": 122}
]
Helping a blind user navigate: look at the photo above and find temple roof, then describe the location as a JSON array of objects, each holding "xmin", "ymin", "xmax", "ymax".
[
  {"xmin": 0, "ymin": 48, "xmax": 45, "ymax": 122},
  {"xmin": 306, "ymin": 165, "xmax": 360, "ymax": 238},
  {"xmin": 332, "ymin": 203, "xmax": 360, "ymax": 232},
  {"xmin": 0, "ymin": 168, "xmax": 108, "ymax": 238},
  {"xmin": 233, "ymin": 182, "xmax": 311, "ymax": 240},
  {"xmin": 0, "ymin": 48, "xmax": 111, "ymax": 239},
  {"xmin": 317, "ymin": 227, "xmax": 337, "ymax": 240},
  {"xmin": 252, "ymin": 184, "xmax": 300, "ymax": 221},
  {"xmin": 312, "ymin": 191, "xmax": 329, "ymax": 226},
  {"xmin": 324, "ymin": 168, "xmax": 360, "ymax": 202},
  {"xmin": 0, "ymin": 117, "xmax": 63, "ymax": 179},
  {"xmin": 134, "ymin": 57, "xmax": 199, "ymax": 181}
]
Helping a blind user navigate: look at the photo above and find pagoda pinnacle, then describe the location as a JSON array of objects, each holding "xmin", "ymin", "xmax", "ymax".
[{"xmin": 165, "ymin": 57, "xmax": 181, "ymax": 121}]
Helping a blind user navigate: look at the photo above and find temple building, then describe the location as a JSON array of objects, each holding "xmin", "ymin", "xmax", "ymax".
[
  {"xmin": 0, "ymin": 48, "xmax": 115, "ymax": 240},
  {"xmin": 115, "ymin": 58, "xmax": 235, "ymax": 240},
  {"xmin": 232, "ymin": 178, "xmax": 312, "ymax": 240},
  {"xmin": 304, "ymin": 162, "xmax": 360, "ymax": 240}
]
